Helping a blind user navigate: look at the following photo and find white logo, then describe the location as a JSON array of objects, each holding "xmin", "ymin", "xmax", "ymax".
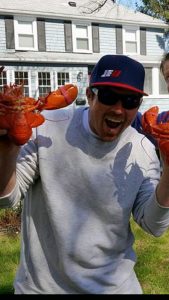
[
  {"xmin": 101, "ymin": 70, "xmax": 114, "ymax": 77},
  {"xmin": 101, "ymin": 69, "xmax": 121, "ymax": 78}
]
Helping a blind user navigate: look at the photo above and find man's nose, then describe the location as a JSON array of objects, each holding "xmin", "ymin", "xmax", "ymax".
[{"xmin": 110, "ymin": 100, "xmax": 125, "ymax": 113}]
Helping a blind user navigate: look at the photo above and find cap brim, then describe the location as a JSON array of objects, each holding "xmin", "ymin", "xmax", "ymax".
[{"xmin": 90, "ymin": 82, "xmax": 148, "ymax": 96}]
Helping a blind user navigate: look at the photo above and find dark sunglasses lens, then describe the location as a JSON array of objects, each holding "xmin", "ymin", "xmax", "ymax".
[
  {"xmin": 97, "ymin": 89, "xmax": 141, "ymax": 109},
  {"xmin": 98, "ymin": 89, "xmax": 117, "ymax": 105},
  {"xmin": 122, "ymin": 96, "xmax": 141, "ymax": 109}
]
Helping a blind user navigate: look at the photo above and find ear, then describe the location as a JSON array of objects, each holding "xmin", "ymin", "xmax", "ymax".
[
  {"xmin": 138, "ymin": 98, "xmax": 143, "ymax": 109},
  {"xmin": 86, "ymin": 87, "xmax": 94, "ymax": 105}
]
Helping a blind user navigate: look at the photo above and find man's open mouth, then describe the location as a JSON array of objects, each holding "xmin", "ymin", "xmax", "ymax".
[{"xmin": 105, "ymin": 116, "xmax": 123, "ymax": 129}]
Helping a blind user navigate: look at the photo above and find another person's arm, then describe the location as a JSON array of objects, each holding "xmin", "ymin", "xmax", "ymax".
[{"xmin": 156, "ymin": 155, "xmax": 169, "ymax": 207}]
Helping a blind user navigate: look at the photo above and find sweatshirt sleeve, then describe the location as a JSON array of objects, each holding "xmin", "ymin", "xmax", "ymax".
[
  {"xmin": 140, "ymin": 193, "xmax": 169, "ymax": 236},
  {"xmin": 132, "ymin": 137, "xmax": 169, "ymax": 237},
  {"xmin": 0, "ymin": 131, "xmax": 39, "ymax": 209},
  {"xmin": 16, "ymin": 137, "xmax": 39, "ymax": 197},
  {"xmin": 0, "ymin": 183, "xmax": 21, "ymax": 208}
]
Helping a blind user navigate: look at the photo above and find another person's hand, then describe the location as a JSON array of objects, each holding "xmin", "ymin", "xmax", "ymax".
[{"xmin": 158, "ymin": 140, "xmax": 169, "ymax": 165}]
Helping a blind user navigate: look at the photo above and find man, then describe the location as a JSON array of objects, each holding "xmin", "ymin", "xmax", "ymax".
[{"xmin": 1, "ymin": 54, "xmax": 169, "ymax": 294}]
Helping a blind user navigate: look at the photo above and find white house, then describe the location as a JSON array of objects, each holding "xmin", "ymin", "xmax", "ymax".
[{"xmin": 0, "ymin": 0, "xmax": 168, "ymax": 112}]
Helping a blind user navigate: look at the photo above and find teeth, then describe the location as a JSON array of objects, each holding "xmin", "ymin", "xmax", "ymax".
[{"xmin": 106, "ymin": 116, "xmax": 122, "ymax": 122}]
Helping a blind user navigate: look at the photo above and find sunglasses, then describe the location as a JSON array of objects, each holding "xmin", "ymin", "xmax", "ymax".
[{"xmin": 92, "ymin": 87, "xmax": 142, "ymax": 110}]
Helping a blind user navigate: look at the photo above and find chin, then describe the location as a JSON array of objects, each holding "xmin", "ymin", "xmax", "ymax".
[{"xmin": 101, "ymin": 135, "xmax": 117, "ymax": 142}]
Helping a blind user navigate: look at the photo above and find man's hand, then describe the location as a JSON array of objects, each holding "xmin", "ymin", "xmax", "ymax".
[{"xmin": 0, "ymin": 129, "xmax": 20, "ymax": 196}]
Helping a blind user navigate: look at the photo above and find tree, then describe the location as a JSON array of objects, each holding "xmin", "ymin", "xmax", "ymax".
[
  {"xmin": 136, "ymin": 0, "xmax": 169, "ymax": 23},
  {"xmin": 79, "ymin": 0, "xmax": 115, "ymax": 14},
  {"xmin": 79, "ymin": 0, "xmax": 168, "ymax": 25}
]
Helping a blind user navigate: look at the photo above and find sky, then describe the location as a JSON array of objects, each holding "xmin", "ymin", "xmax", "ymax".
[{"xmin": 117, "ymin": 0, "xmax": 143, "ymax": 10}]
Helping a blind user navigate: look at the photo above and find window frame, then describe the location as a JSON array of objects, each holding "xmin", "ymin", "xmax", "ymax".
[
  {"xmin": 11, "ymin": 70, "xmax": 32, "ymax": 96},
  {"xmin": 72, "ymin": 21, "xmax": 92, "ymax": 53},
  {"xmin": 56, "ymin": 72, "xmax": 70, "ymax": 88},
  {"xmin": 123, "ymin": 25, "xmax": 140, "ymax": 55},
  {"xmin": 0, "ymin": 69, "xmax": 7, "ymax": 92},
  {"xmin": 14, "ymin": 16, "xmax": 38, "ymax": 51},
  {"xmin": 37, "ymin": 71, "xmax": 54, "ymax": 98}
]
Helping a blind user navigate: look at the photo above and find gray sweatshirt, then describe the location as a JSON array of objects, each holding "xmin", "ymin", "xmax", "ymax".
[{"xmin": 1, "ymin": 107, "xmax": 169, "ymax": 294}]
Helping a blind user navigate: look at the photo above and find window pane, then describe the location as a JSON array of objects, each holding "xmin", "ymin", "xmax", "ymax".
[
  {"xmin": 159, "ymin": 70, "xmax": 168, "ymax": 94},
  {"xmin": 144, "ymin": 68, "xmax": 152, "ymax": 95},
  {"xmin": 18, "ymin": 21, "xmax": 33, "ymax": 33},
  {"xmin": 76, "ymin": 25, "xmax": 88, "ymax": 37},
  {"xmin": 77, "ymin": 38, "xmax": 89, "ymax": 50},
  {"xmin": 14, "ymin": 71, "xmax": 29, "ymax": 96},
  {"xmin": 39, "ymin": 86, "xmax": 51, "ymax": 96},
  {"xmin": 57, "ymin": 72, "xmax": 69, "ymax": 86},
  {"xmin": 38, "ymin": 72, "xmax": 51, "ymax": 97},
  {"xmin": 125, "ymin": 30, "xmax": 136, "ymax": 41},
  {"xmin": 19, "ymin": 35, "xmax": 34, "ymax": 48},
  {"xmin": 0, "ymin": 71, "xmax": 7, "ymax": 92},
  {"xmin": 125, "ymin": 42, "xmax": 137, "ymax": 53}
]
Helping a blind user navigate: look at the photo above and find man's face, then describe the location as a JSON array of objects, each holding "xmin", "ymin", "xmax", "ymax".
[
  {"xmin": 162, "ymin": 59, "xmax": 169, "ymax": 92},
  {"xmin": 87, "ymin": 87, "xmax": 142, "ymax": 142}
]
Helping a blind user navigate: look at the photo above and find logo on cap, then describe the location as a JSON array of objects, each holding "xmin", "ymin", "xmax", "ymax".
[{"xmin": 101, "ymin": 70, "xmax": 121, "ymax": 78}]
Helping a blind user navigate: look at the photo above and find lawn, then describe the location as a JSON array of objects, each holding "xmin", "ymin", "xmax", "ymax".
[
  {"xmin": 132, "ymin": 220, "xmax": 169, "ymax": 294},
  {"xmin": 0, "ymin": 233, "xmax": 20, "ymax": 294},
  {"xmin": 1, "ymin": 218, "xmax": 169, "ymax": 294}
]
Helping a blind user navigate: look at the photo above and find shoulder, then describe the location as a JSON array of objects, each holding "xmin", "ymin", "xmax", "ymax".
[
  {"xmin": 157, "ymin": 111, "xmax": 169, "ymax": 123},
  {"xmin": 131, "ymin": 112, "xmax": 142, "ymax": 133},
  {"xmin": 126, "ymin": 126, "xmax": 157, "ymax": 158},
  {"xmin": 42, "ymin": 106, "xmax": 75, "ymax": 122}
]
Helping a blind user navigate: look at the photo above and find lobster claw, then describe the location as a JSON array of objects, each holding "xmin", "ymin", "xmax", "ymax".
[
  {"xmin": 38, "ymin": 84, "xmax": 78, "ymax": 111},
  {"xmin": 0, "ymin": 81, "xmax": 78, "ymax": 146},
  {"xmin": 142, "ymin": 106, "xmax": 169, "ymax": 164},
  {"xmin": 142, "ymin": 106, "xmax": 159, "ymax": 136}
]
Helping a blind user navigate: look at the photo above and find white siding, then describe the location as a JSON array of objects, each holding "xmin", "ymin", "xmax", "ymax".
[
  {"xmin": 139, "ymin": 98, "xmax": 169, "ymax": 114},
  {"xmin": 99, "ymin": 24, "xmax": 116, "ymax": 54},
  {"xmin": 45, "ymin": 20, "xmax": 65, "ymax": 52},
  {"xmin": 146, "ymin": 28, "xmax": 165, "ymax": 56},
  {"xmin": 0, "ymin": 17, "xmax": 6, "ymax": 52}
]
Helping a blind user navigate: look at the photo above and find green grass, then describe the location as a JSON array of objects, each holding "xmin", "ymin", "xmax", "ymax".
[
  {"xmin": 0, "ymin": 233, "xmax": 20, "ymax": 294},
  {"xmin": 1, "ymin": 219, "xmax": 169, "ymax": 294},
  {"xmin": 132, "ymin": 219, "xmax": 169, "ymax": 294}
]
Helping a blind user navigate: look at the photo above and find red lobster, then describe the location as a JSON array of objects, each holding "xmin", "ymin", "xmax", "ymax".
[
  {"xmin": 0, "ymin": 67, "xmax": 78, "ymax": 145},
  {"xmin": 142, "ymin": 106, "xmax": 169, "ymax": 163}
]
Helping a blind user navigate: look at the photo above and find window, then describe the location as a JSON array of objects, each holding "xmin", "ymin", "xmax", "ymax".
[
  {"xmin": 14, "ymin": 16, "xmax": 38, "ymax": 51},
  {"xmin": 72, "ymin": 22, "xmax": 92, "ymax": 53},
  {"xmin": 0, "ymin": 70, "xmax": 7, "ymax": 92},
  {"xmin": 38, "ymin": 72, "xmax": 51, "ymax": 97},
  {"xmin": 123, "ymin": 26, "xmax": 140, "ymax": 54},
  {"xmin": 159, "ymin": 70, "xmax": 168, "ymax": 94},
  {"xmin": 57, "ymin": 72, "xmax": 70, "ymax": 86},
  {"xmin": 144, "ymin": 68, "xmax": 152, "ymax": 95},
  {"xmin": 15, "ymin": 71, "xmax": 29, "ymax": 96}
]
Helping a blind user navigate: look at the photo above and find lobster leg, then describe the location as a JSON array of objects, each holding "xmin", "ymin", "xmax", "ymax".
[{"xmin": 25, "ymin": 111, "xmax": 45, "ymax": 127}]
